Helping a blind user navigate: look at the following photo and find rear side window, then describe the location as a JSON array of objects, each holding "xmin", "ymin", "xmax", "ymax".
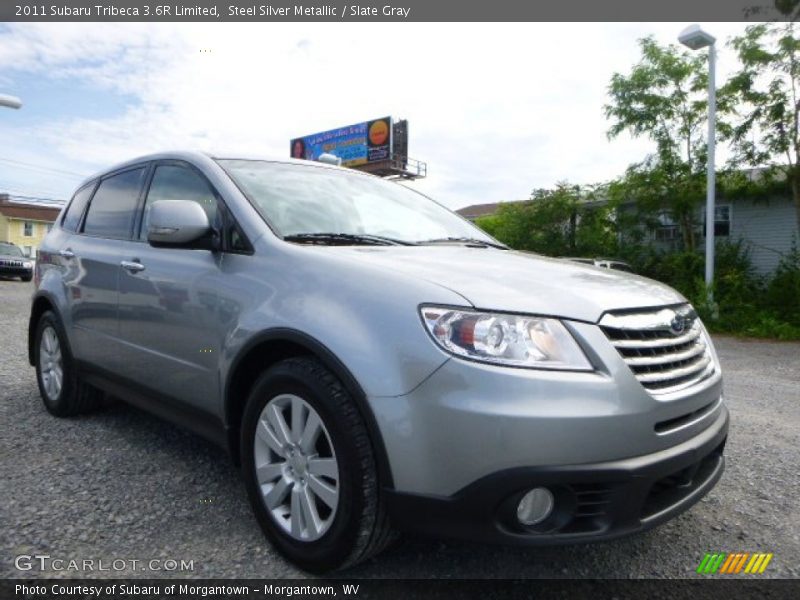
[
  {"xmin": 139, "ymin": 164, "xmax": 219, "ymax": 240},
  {"xmin": 61, "ymin": 184, "xmax": 95, "ymax": 232},
  {"xmin": 82, "ymin": 168, "xmax": 146, "ymax": 239}
]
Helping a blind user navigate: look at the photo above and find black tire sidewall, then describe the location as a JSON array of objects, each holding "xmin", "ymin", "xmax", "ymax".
[
  {"xmin": 241, "ymin": 361, "xmax": 369, "ymax": 572},
  {"xmin": 34, "ymin": 311, "xmax": 77, "ymax": 416}
]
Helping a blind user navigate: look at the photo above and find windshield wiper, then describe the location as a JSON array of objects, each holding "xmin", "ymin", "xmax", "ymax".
[
  {"xmin": 283, "ymin": 232, "xmax": 414, "ymax": 246},
  {"xmin": 417, "ymin": 236, "xmax": 508, "ymax": 249}
]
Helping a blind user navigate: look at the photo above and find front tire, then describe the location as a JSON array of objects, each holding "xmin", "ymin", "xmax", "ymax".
[
  {"xmin": 34, "ymin": 310, "xmax": 102, "ymax": 417},
  {"xmin": 241, "ymin": 357, "xmax": 395, "ymax": 572}
]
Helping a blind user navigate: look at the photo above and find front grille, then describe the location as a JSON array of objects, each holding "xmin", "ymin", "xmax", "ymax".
[
  {"xmin": 0, "ymin": 258, "xmax": 24, "ymax": 268},
  {"xmin": 600, "ymin": 306, "xmax": 715, "ymax": 395}
]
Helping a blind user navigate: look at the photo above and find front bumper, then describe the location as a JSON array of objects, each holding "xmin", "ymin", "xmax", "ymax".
[
  {"xmin": 0, "ymin": 266, "xmax": 32, "ymax": 277},
  {"xmin": 385, "ymin": 406, "xmax": 727, "ymax": 545}
]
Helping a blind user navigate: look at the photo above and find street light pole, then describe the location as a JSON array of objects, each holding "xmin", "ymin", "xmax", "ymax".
[
  {"xmin": 679, "ymin": 24, "xmax": 717, "ymax": 303},
  {"xmin": 705, "ymin": 42, "xmax": 716, "ymax": 297}
]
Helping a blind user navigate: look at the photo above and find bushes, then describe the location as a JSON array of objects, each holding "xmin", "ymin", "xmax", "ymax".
[
  {"xmin": 765, "ymin": 241, "xmax": 800, "ymax": 326},
  {"xmin": 619, "ymin": 240, "xmax": 800, "ymax": 339},
  {"xmin": 475, "ymin": 184, "xmax": 618, "ymax": 257},
  {"xmin": 480, "ymin": 205, "xmax": 800, "ymax": 340}
]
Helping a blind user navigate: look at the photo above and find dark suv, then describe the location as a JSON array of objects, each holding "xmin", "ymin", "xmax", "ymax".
[{"xmin": 0, "ymin": 241, "xmax": 33, "ymax": 281}]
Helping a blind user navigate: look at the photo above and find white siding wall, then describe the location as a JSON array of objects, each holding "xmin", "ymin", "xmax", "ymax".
[
  {"xmin": 618, "ymin": 195, "xmax": 798, "ymax": 274},
  {"xmin": 729, "ymin": 195, "xmax": 799, "ymax": 274}
]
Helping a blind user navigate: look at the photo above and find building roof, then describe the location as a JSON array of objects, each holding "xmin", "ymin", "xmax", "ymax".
[
  {"xmin": 456, "ymin": 202, "xmax": 508, "ymax": 219},
  {"xmin": 0, "ymin": 194, "xmax": 62, "ymax": 222}
]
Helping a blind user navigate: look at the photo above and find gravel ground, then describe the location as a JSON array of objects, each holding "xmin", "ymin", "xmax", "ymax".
[{"xmin": 1, "ymin": 278, "xmax": 799, "ymax": 579}]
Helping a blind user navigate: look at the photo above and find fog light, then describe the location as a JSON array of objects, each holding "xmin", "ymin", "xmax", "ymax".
[{"xmin": 517, "ymin": 487, "xmax": 554, "ymax": 525}]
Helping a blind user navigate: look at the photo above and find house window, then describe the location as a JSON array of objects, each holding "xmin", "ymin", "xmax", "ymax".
[
  {"xmin": 702, "ymin": 204, "xmax": 731, "ymax": 237},
  {"xmin": 23, "ymin": 221, "xmax": 34, "ymax": 237},
  {"xmin": 654, "ymin": 212, "xmax": 679, "ymax": 242}
]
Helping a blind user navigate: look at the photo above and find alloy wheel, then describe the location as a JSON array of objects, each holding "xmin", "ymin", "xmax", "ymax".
[
  {"xmin": 253, "ymin": 394, "xmax": 340, "ymax": 541},
  {"xmin": 39, "ymin": 326, "xmax": 63, "ymax": 401}
]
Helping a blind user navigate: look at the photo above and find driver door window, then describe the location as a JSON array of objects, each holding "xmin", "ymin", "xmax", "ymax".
[{"xmin": 140, "ymin": 164, "xmax": 219, "ymax": 240}]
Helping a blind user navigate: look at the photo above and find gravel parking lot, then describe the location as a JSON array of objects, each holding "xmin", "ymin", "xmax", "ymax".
[{"xmin": 1, "ymin": 278, "xmax": 799, "ymax": 579}]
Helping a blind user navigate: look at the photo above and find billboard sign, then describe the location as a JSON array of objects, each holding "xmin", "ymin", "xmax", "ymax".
[{"xmin": 290, "ymin": 117, "xmax": 392, "ymax": 166}]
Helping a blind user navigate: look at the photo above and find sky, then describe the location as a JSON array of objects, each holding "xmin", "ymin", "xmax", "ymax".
[{"xmin": 0, "ymin": 22, "xmax": 752, "ymax": 209}]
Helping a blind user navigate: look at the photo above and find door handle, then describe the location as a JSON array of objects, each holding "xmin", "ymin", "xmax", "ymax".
[
  {"xmin": 58, "ymin": 249, "xmax": 75, "ymax": 259},
  {"xmin": 121, "ymin": 260, "xmax": 145, "ymax": 273}
]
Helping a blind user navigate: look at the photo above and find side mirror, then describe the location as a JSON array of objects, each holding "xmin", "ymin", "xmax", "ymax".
[{"xmin": 147, "ymin": 200, "xmax": 211, "ymax": 247}]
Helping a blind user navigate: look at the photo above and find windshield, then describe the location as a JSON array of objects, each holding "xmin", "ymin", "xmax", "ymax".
[
  {"xmin": 217, "ymin": 160, "xmax": 497, "ymax": 245},
  {"xmin": 0, "ymin": 243, "xmax": 23, "ymax": 257}
]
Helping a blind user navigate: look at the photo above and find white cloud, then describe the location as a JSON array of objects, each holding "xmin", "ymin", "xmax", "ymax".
[{"xmin": 0, "ymin": 22, "xmax": 752, "ymax": 207}]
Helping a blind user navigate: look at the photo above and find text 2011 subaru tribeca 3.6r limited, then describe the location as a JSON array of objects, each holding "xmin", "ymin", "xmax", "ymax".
[{"xmin": 29, "ymin": 152, "xmax": 727, "ymax": 572}]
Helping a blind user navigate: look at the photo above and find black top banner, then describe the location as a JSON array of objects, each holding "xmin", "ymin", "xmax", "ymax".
[{"xmin": 1, "ymin": 0, "xmax": 794, "ymax": 22}]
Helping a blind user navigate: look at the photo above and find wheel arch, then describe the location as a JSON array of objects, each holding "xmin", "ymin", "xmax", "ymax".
[
  {"xmin": 28, "ymin": 292, "xmax": 60, "ymax": 366},
  {"xmin": 224, "ymin": 328, "xmax": 395, "ymax": 489}
]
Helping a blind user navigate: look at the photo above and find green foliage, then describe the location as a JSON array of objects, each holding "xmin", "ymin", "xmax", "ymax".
[
  {"xmin": 741, "ymin": 313, "xmax": 800, "ymax": 340},
  {"xmin": 722, "ymin": 23, "xmax": 800, "ymax": 230},
  {"xmin": 606, "ymin": 158, "xmax": 706, "ymax": 251},
  {"xmin": 765, "ymin": 238, "xmax": 800, "ymax": 325},
  {"xmin": 476, "ymin": 183, "xmax": 617, "ymax": 258},
  {"xmin": 604, "ymin": 37, "xmax": 721, "ymax": 250},
  {"xmin": 605, "ymin": 37, "xmax": 710, "ymax": 167},
  {"xmin": 476, "ymin": 195, "xmax": 800, "ymax": 339}
]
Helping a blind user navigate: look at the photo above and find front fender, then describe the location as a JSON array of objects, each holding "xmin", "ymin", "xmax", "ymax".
[{"xmin": 221, "ymin": 243, "xmax": 469, "ymax": 400}]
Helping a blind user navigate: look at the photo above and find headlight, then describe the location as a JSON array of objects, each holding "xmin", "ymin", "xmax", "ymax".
[
  {"xmin": 420, "ymin": 306, "xmax": 592, "ymax": 370},
  {"xmin": 22, "ymin": 261, "xmax": 33, "ymax": 269}
]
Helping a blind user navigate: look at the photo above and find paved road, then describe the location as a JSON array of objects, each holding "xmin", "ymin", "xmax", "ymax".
[{"xmin": 1, "ymin": 279, "xmax": 799, "ymax": 579}]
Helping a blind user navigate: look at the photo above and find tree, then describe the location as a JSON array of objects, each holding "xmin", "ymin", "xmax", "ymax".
[
  {"xmin": 722, "ymin": 23, "xmax": 800, "ymax": 231},
  {"xmin": 604, "ymin": 37, "xmax": 712, "ymax": 250},
  {"xmin": 475, "ymin": 183, "xmax": 617, "ymax": 257}
]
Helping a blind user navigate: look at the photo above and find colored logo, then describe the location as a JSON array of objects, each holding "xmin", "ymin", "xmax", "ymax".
[
  {"xmin": 697, "ymin": 552, "xmax": 773, "ymax": 574},
  {"xmin": 368, "ymin": 120, "xmax": 389, "ymax": 146}
]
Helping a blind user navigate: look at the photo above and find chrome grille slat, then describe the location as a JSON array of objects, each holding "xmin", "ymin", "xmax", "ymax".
[
  {"xmin": 608, "ymin": 328, "xmax": 700, "ymax": 349},
  {"xmin": 623, "ymin": 342, "xmax": 706, "ymax": 367},
  {"xmin": 634, "ymin": 354, "xmax": 711, "ymax": 383},
  {"xmin": 599, "ymin": 306, "xmax": 715, "ymax": 395}
]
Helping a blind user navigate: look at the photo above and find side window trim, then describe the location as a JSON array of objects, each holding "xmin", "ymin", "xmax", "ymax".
[
  {"xmin": 132, "ymin": 161, "xmax": 156, "ymax": 243},
  {"xmin": 61, "ymin": 180, "xmax": 98, "ymax": 231},
  {"xmin": 136, "ymin": 159, "xmax": 253, "ymax": 254},
  {"xmin": 79, "ymin": 163, "xmax": 149, "ymax": 240}
]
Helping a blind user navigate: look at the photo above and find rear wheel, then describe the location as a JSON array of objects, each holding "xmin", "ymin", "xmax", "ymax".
[
  {"xmin": 34, "ymin": 310, "xmax": 102, "ymax": 417},
  {"xmin": 241, "ymin": 357, "xmax": 395, "ymax": 572}
]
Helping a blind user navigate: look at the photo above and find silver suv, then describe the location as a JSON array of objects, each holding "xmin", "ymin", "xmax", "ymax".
[{"xmin": 29, "ymin": 152, "xmax": 727, "ymax": 572}]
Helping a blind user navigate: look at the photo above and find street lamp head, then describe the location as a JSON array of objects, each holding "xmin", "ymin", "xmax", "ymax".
[
  {"xmin": 0, "ymin": 94, "xmax": 22, "ymax": 109},
  {"xmin": 678, "ymin": 24, "xmax": 716, "ymax": 50}
]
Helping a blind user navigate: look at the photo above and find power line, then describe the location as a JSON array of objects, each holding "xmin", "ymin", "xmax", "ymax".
[
  {"xmin": 0, "ymin": 178, "xmax": 67, "ymax": 195},
  {"xmin": 7, "ymin": 194, "xmax": 66, "ymax": 204},
  {"xmin": 0, "ymin": 156, "xmax": 87, "ymax": 178},
  {"xmin": 0, "ymin": 180, "xmax": 69, "ymax": 201}
]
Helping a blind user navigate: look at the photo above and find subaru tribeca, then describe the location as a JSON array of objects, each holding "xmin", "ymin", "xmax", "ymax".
[{"xmin": 29, "ymin": 152, "xmax": 727, "ymax": 572}]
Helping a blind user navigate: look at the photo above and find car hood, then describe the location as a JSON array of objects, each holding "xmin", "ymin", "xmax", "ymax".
[{"xmin": 324, "ymin": 246, "xmax": 686, "ymax": 323}]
